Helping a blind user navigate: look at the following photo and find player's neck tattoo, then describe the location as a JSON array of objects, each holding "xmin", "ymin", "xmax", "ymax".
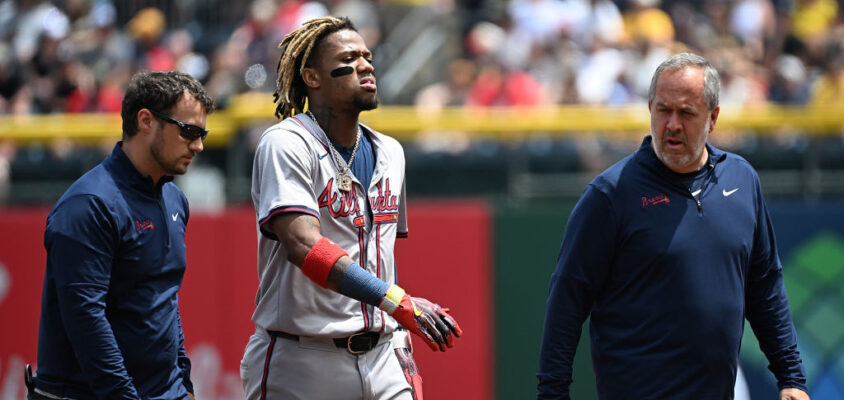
[{"xmin": 307, "ymin": 105, "xmax": 335, "ymax": 134}]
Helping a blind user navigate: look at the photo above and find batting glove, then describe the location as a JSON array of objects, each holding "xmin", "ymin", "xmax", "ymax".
[{"xmin": 380, "ymin": 285, "xmax": 463, "ymax": 352}]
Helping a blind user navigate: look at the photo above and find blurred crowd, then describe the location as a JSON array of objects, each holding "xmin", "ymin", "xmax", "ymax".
[
  {"xmin": 411, "ymin": 0, "xmax": 844, "ymax": 187},
  {"xmin": 1, "ymin": 0, "xmax": 843, "ymax": 114},
  {"xmin": 0, "ymin": 0, "xmax": 378, "ymax": 203},
  {"xmin": 0, "ymin": 0, "xmax": 360, "ymax": 114},
  {"xmin": 421, "ymin": 0, "xmax": 844, "ymax": 109},
  {"xmin": 1, "ymin": 0, "xmax": 844, "ymax": 203}
]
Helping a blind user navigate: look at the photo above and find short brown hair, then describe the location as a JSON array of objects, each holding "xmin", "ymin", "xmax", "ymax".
[{"xmin": 121, "ymin": 71, "xmax": 215, "ymax": 137}]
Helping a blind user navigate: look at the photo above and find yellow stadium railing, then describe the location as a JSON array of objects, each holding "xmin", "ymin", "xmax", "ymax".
[{"xmin": 1, "ymin": 92, "xmax": 842, "ymax": 147}]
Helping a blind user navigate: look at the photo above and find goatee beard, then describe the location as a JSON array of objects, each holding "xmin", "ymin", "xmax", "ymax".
[{"xmin": 354, "ymin": 95, "xmax": 379, "ymax": 111}]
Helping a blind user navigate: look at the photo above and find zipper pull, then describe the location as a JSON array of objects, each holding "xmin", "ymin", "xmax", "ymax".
[{"xmin": 690, "ymin": 188, "xmax": 702, "ymax": 212}]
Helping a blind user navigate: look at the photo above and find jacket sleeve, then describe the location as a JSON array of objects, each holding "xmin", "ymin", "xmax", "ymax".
[
  {"xmin": 45, "ymin": 195, "xmax": 141, "ymax": 400},
  {"xmin": 178, "ymin": 197, "xmax": 194, "ymax": 394},
  {"xmin": 745, "ymin": 179, "xmax": 807, "ymax": 392},
  {"xmin": 176, "ymin": 306, "xmax": 194, "ymax": 394},
  {"xmin": 537, "ymin": 185, "xmax": 617, "ymax": 399}
]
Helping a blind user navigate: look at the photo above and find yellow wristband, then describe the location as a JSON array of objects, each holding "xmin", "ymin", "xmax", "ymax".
[
  {"xmin": 379, "ymin": 284, "xmax": 406, "ymax": 314},
  {"xmin": 385, "ymin": 285, "xmax": 406, "ymax": 305}
]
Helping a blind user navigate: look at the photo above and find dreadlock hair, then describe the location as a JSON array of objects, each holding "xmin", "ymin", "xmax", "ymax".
[{"xmin": 273, "ymin": 16, "xmax": 357, "ymax": 119}]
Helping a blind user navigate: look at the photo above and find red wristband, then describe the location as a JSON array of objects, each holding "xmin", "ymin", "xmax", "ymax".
[{"xmin": 301, "ymin": 237, "xmax": 348, "ymax": 288}]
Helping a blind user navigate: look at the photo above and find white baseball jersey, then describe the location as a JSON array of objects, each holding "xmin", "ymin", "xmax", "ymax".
[{"xmin": 251, "ymin": 114, "xmax": 408, "ymax": 337}]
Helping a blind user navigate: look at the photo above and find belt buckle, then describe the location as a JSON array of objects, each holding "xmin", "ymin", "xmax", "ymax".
[{"xmin": 346, "ymin": 332, "xmax": 374, "ymax": 354}]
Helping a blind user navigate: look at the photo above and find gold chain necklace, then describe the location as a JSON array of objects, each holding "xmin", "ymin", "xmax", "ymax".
[{"xmin": 306, "ymin": 111, "xmax": 361, "ymax": 192}]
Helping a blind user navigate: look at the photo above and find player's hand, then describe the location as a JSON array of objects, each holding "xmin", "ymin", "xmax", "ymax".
[
  {"xmin": 391, "ymin": 294, "xmax": 462, "ymax": 351},
  {"xmin": 779, "ymin": 388, "xmax": 809, "ymax": 400},
  {"xmin": 411, "ymin": 296, "xmax": 463, "ymax": 347}
]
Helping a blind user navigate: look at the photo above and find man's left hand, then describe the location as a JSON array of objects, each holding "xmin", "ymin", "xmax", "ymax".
[{"xmin": 780, "ymin": 388, "xmax": 809, "ymax": 400}]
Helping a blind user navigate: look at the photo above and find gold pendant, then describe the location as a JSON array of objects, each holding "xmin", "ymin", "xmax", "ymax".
[{"xmin": 338, "ymin": 172, "xmax": 353, "ymax": 192}]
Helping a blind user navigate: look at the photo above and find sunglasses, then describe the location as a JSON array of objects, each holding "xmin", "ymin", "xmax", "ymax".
[{"xmin": 148, "ymin": 109, "xmax": 209, "ymax": 142}]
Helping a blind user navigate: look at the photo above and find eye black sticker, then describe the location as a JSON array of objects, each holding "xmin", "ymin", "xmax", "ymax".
[{"xmin": 330, "ymin": 66, "xmax": 354, "ymax": 78}]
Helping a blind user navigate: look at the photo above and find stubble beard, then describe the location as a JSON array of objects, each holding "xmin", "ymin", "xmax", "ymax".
[
  {"xmin": 151, "ymin": 128, "xmax": 190, "ymax": 176},
  {"xmin": 657, "ymin": 146, "xmax": 695, "ymax": 172},
  {"xmin": 657, "ymin": 131, "xmax": 690, "ymax": 170},
  {"xmin": 354, "ymin": 92, "xmax": 379, "ymax": 111},
  {"xmin": 654, "ymin": 127, "xmax": 708, "ymax": 173}
]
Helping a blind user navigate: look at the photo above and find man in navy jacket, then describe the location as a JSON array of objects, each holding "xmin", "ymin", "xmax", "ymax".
[
  {"xmin": 537, "ymin": 53, "xmax": 810, "ymax": 400},
  {"xmin": 29, "ymin": 71, "xmax": 214, "ymax": 399}
]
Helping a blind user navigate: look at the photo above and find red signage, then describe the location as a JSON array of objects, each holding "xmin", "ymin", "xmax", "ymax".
[{"xmin": 0, "ymin": 202, "xmax": 492, "ymax": 399}]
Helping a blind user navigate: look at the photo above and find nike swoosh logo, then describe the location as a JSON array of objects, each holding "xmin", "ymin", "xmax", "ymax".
[
  {"xmin": 722, "ymin": 188, "xmax": 739, "ymax": 197},
  {"xmin": 172, "ymin": 213, "xmax": 179, "ymax": 221},
  {"xmin": 691, "ymin": 189, "xmax": 701, "ymax": 197},
  {"xmin": 318, "ymin": 153, "xmax": 329, "ymax": 159}
]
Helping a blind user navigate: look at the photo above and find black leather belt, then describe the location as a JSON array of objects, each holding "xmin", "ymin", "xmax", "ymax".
[{"xmin": 267, "ymin": 330, "xmax": 381, "ymax": 354}]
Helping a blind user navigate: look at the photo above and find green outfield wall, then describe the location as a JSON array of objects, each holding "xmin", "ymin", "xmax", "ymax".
[{"xmin": 494, "ymin": 201, "xmax": 598, "ymax": 399}]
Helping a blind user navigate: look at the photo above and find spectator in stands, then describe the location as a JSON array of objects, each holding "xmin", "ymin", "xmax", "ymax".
[
  {"xmin": 467, "ymin": 63, "xmax": 545, "ymax": 106},
  {"xmin": 791, "ymin": 0, "xmax": 838, "ymax": 57},
  {"xmin": 809, "ymin": 40, "xmax": 844, "ymax": 108},
  {"xmin": 0, "ymin": 0, "xmax": 840, "ymax": 115},
  {"xmin": 415, "ymin": 58, "xmax": 478, "ymax": 109},
  {"xmin": 769, "ymin": 53, "xmax": 811, "ymax": 104}
]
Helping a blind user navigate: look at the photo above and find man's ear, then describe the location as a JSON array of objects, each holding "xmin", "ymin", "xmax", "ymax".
[
  {"xmin": 301, "ymin": 67, "xmax": 320, "ymax": 89},
  {"xmin": 137, "ymin": 108, "xmax": 156, "ymax": 134},
  {"xmin": 708, "ymin": 105, "xmax": 720, "ymax": 133}
]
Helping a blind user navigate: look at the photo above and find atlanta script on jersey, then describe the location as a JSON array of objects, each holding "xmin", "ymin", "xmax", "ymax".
[{"xmin": 251, "ymin": 114, "xmax": 408, "ymax": 337}]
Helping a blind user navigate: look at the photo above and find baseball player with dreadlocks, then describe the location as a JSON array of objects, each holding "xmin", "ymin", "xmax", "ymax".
[{"xmin": 240, "ymin": 16, "xmax": 462, "ymax": 400}]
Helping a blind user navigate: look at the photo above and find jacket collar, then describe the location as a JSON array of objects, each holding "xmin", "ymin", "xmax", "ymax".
[{"xmin": 104, "ymin": 142, "xmax": 173, "ymax": 195}]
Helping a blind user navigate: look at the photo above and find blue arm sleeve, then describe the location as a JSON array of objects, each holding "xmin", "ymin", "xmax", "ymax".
[
  {"xmin": 745, "ymin": 183, "xmax": 807, "ymax": 392},
  {"xmin": 537, "ymin": 185, "xmax": 617, "ymax": 399},
  {"xmin": 46, "ymin": 195, "xmax": 141, "ymax": 399},
  {"xmin": 336, "ymin": 262, "xmax": 390, "ymax": 306}
]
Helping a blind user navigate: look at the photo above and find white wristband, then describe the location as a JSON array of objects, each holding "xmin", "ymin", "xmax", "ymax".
[{"xmin": 378, "ymin": 284, "xmax": 405, "ymax": 314}]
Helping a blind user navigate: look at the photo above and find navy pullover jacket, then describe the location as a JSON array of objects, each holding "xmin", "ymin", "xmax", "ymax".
[
  {"xmin": 35, "ymin": 143, "xmax": 193, "ymax": 399},
  {"xmin": 537, "ymin": 136, "xmax": 807, "ymax": 399}
]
